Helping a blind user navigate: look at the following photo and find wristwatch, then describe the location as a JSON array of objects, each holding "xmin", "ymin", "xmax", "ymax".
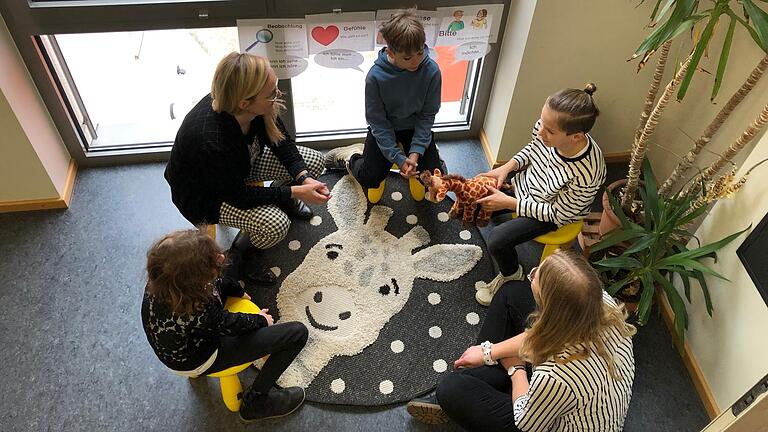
[
  {"xmin": 507, "ymin": 364, "xmax": 526, "ymax": 377},
  {"xmin": 480, "ymin": 341, "xmax": 497, "ymax": 366},
  {"xmin": 295, "ymin": 172, "xmax": 313, "ymax": 184}
]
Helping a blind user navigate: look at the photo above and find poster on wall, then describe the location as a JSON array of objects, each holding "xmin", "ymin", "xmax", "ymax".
[
  {"xmin": 436, "ymin": 4, "xmax": 505, "ymax": 44},
  {"xmin": 306, "ymin": 12, "xmax": 375, "ymax": 71},
  {"xmin": 375, "ymin": 9, "xmax": 440, "ymax": 49},
  {"xmin": 434, "ymin": 6, "xmax": 493, "ymax": 61},
  {"xmin": 237, "ymin": 19, "xmax": 309, "ymax": 79}
]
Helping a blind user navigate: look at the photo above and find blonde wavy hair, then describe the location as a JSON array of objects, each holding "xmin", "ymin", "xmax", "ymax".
[
  {"xmin": 210, "ymin": 52, "xmax": 285, "ymax": 144},
  {"xmin": 520, "ymin": 249, "xmax": 636, "ymax": 379}
]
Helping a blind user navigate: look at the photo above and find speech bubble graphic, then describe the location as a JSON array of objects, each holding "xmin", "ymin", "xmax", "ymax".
[
  {"xmin": 453, "ymin": 41, "xmax": 492, "ymax": 63},
  {"xmin": 269, "ymin": 55, "xmax": 309, "ymax": 79},
  {"xmin": 314, "ymin": 49, "xmax": 365, "ymax": 72}
]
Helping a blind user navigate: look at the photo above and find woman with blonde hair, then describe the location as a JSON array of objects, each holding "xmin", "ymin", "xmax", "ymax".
[
  {"xmin": 165, "ymin": 53, "xmax": 329, "ymax": 284},
  {"xmin": 408, "ymin": 249, "xmax": 636, "ymax": 431}
]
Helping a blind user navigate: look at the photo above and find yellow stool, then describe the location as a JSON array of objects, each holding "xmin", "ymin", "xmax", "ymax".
[
  {"xmin": 204, "ymin": 181, "xmax": 265, "ymax": 241},
  {"xmin": 206, "ymin": 297, "xmax": 264, "ymax": 412},
  {"xmin": 367, "ymin": 144, "xmax": 425, "ymax": 203},
  {"xmin": 510, "ymin": 213, "xmax": 584, "ymax": 263}
]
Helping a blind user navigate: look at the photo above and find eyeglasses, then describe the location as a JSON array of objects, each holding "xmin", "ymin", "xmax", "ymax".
[
  {"xmin": 527, "ymin": 266, "xmax": 538, "ymax": 282},
  {"xmin": 266, "ymin": 89, "xmax": 285, "ymax": 103}
]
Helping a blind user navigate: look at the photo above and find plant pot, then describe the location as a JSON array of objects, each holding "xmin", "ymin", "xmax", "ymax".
[{"xmin": 598, "ymin": 179, "xmax": 627, "ymax": 237}]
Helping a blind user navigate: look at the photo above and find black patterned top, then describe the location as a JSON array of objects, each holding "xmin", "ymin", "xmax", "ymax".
[{"xmin": 141, "ymin": 277, "xmax": 267, "ymax": 372}]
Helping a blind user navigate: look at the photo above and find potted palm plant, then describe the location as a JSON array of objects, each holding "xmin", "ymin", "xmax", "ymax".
[{"xmin": 590, "ymin": 158, "xmax": 749, "ymax": 341}]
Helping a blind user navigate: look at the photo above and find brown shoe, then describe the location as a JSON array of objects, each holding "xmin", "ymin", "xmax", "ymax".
[{"xmin": 406, "ymin": 392, "xmax": 449, "ymax": 425}]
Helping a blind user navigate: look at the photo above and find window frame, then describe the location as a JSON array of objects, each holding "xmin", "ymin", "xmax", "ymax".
[{"xmin": 1, "ymin": 0, "xmax": 510, "ymax": 167}]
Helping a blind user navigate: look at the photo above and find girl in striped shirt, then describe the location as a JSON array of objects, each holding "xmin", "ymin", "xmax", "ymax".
[
  {"xmin": 407, "ymin": 250, "xmax": 636, "ymax": 431},
  {"xmin": 474, "ymin": 84, "xmax": 606, "ymax": 306}
]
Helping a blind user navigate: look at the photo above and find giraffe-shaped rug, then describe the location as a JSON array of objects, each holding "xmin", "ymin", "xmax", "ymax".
[{"xmin": 249, "ymin": 171, "xmax": 494, "ymax": 406}]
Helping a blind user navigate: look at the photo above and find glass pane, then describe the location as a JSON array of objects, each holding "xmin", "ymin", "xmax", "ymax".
[
  {"xmin": 55, "ymin": 27, "xmax": 238, "ymax": 149},
  {"xmin": 292, "ymin": 45, "xmax": 473, "ymax": 136}
]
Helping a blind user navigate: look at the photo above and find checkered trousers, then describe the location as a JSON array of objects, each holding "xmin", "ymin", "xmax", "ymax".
[{"xmin": 218, "ymin": 145, "xmax": 324, "ymax": 249}]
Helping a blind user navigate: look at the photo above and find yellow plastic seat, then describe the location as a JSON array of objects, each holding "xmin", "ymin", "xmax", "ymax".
[
  {"xmin": 510, "ymin": 213, "xmax": 584, "ymax": 263},
  {"xmin": 367, "ymin": 144, "xmax": 425, "ymax": 203},
  {"xmin": 206, "ymin": 297, "xmax": 264, "ymax": 412},
  {"xmin": 204, "ymin": 181, "xmax": 264, "ymax": 240}
]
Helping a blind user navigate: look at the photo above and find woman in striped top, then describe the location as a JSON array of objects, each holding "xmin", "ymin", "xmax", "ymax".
[
  {"xmin": 407, "ymin": 249, "xmax": 636, "ymax": 431},
  {"xmin": 475, "ymin": 84, "xmax": 607, "ymax": 306}
]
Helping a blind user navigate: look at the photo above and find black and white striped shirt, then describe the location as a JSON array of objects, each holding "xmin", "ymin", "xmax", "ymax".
[
  {"xmin": 512, "ymin": 120, "xmax": 607, "ymax": 227},
  {"xmin": 513, "ymin": 292, "xmax": 635, "ymax": 432}
]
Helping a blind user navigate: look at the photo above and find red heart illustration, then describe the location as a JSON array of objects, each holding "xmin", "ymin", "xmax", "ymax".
[{"xmin": 311, "ymin": 25, "xmax": 340, "ymax": 46}]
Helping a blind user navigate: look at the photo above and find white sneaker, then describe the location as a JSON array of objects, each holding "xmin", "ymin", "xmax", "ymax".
[
  {"xmin": 475, "ymin": 266, "xmax": 524, "ymax": 306},
  {"xmin": 324, "ymin": 143, "xmax": 364, "ymax": 172}
]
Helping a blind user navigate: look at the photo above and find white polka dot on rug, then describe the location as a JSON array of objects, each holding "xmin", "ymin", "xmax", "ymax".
[
  {"xmin": 406, "ymin": 214, "xmax": 418, "ymax": 225},
  {"xmin": 288, "ymin": 240, "xmax": 301, "ymax": 251},
  {"xmin": 429, "ymin": 326, "xmax": 442, "ymax": 338},
  {"xmin": 428, "ymin": 293, "xmax": 441, "ymax": 305},
  {"xmin": 330, "ymin": 378, "xmax": 345, "ymax": 394},
  {"xmin": 390, "ymin": 340, "xmax": 404, "ymax": 353},
  {"xmin": 433, "ymin": 359, "xmax": 448, "ymax": 373},
  {"xmin": 270, "ymin": 267, "xmax": 281, "ymax": 278},
  {"xmin": 437, "ymin": 212, "xmax": 450, "ymax": 222},
  {"xmin": 379, "ymin": 380, "xmax": 394, "ymax": 394},
  {"xmin": 391, "ymin": 191, "xmax": 403, "ymax": 201},
  {"xmin": 309, "ymin": 215, "xmax": 322, "ymax": 226},
  {"xmin": 459, "ymin": 230, "xmax": 472, "ymax": 240},
  {"xmin": 466, "ymin": 312, "xmax": 480, "ymax": 325}
]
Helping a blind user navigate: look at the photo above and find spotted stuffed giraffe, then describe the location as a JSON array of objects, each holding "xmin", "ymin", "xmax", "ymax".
[{"xmin": 420, "ymin": 169, "xmax": 512, "ymax": 227}]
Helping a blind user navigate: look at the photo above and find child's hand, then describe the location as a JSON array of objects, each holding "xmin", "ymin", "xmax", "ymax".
[
  {"xmin": 476, "ymin": 185, "xmax": 517, "ymax": 212},
  {"xmin": 400, "ymin": 153, "xmax": 420, "ymax": 178},
  {"xmin": 241, "ymin": 292, "xmax": 251, "ymax": 301},
  {"xmin": 258, "ymin": 308, "xmax": 274, "ymax": 326}
]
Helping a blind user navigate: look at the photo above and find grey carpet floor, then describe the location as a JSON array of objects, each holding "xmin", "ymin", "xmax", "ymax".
[{"xmin": 0, "ymin": 140, "xmax": 708, "ymax": 431}]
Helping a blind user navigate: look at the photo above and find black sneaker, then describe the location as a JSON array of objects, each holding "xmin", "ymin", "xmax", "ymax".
[
  {"xmin": 279, "ymin": 197, "xmax": 313, "ymax": 220},
  {"xmin": 406, "ymin": 391, "xmax": 449, "ymax": 425},
  {"xmin": 244, "ymin": 262, "xmax": 278, "ymax": 286},
  {"xmin": 239, "ymin": 387, "xmax": 305, "ymax": 422}
]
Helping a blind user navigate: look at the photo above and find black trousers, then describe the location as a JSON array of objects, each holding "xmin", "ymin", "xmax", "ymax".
[
  {"xmin": 206, "ymin": 322, "xmax": 308, "ymax": 394},
  {"xmin": 488, "ymin": 215, "xmax": 556, "ymax": 276},
  {"xmin": 348, "ymin": 129, "xmax": 443, "ymax": 189},
  {"xmin": 436, "ymin": 281, "xmax": 537, "ymax": 432}
]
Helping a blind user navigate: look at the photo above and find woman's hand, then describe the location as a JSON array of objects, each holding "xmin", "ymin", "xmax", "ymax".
[
  {"xmin": 454, "ymin": 345, "xmax": 485, "ymax": 369},
  {"xmin": 476, "ymin": 185, "xmax": 517, "ymax": 212},
  {"xmin": 303, "ymin": 176, "xmax": 330, "ymax": 196},
  {"xmin": 291, "ymin": 182, "xmax": 331, "ymax": 205},
  {"xmin": 480, "ymin": 162, "xmax": 515, "ymax": 188},
  {"xmin": 258, "ymin": 308, "xmax": 274, "ymax": 326}
]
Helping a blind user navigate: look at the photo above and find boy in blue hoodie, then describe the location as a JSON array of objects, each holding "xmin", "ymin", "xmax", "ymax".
[{"xmin": 325, "ymin": 9, "xmax": 443, "ymax": 189}]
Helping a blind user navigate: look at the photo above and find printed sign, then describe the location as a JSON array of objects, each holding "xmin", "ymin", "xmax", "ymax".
[
  {"xmin": 436, "ymin": 4, "xmax": 505, "ymax": 44},
  {"xmin": 237, "ymin": 19, "xmax": 309, "ymax": 79},
  {"xmin": 306, "ymin": 12, "xmax": 376, "ymax": 55},
  {"xmin": 434, "ymin": 6, "xmax": 493, "ymax": 56},
  {"xmin": 375, "ymin": 9, "xmax": 440, "ymax": 48}
]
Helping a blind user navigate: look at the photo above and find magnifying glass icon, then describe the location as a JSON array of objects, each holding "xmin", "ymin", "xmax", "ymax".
[{"xmin": 245, "ymin": 29, "xmax": 274, "ymax": 52}]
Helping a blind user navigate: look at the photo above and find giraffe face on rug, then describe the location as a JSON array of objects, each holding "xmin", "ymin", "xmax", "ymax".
[{"xmin": 276, "ymin": 175, "xmax": 482, "ymax": 388}]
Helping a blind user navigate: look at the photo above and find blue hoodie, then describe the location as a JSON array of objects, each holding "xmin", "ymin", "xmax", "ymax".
[{"xmin": 365, "ymin": 46, "xmax": 442, "ymax": 167}]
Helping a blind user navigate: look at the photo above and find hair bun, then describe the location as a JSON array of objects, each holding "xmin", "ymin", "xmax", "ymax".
[{"xmin": 584, "ymin": 83, "xmax": 597, "ymax": 96}]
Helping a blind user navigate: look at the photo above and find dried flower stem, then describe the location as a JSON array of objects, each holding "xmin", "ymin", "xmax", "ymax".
[
  {"xmin": 622, "ymin": 54, "xmax": 694, "ymax": 210},
  {"xmin": 660, "ymin": 55, "xmax": 768, "ymax": 196}
]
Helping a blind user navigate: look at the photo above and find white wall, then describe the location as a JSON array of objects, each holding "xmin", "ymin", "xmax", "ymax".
[
  {"xmin": 0, "ymin": 14, "xmax": 71, "ymax": 202},
  {"xmin": 683, "ymin": 133, "xmax": 768, "ymax": 411}
]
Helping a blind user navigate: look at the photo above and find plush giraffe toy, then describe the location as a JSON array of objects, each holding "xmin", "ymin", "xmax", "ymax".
[{"xmin": 419, "ymin": 169, "xmax": 513, "ymax": 227}]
